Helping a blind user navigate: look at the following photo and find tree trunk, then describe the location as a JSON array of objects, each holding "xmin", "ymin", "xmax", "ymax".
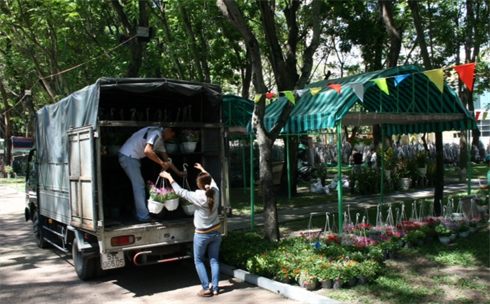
[
  {"xmin": 378, "ymin": 0, "xmax": 403, "ymax": 68},
  {"xmin": 0, "ymin": 78, "xmax": 12, "ymax": 169},
  {"xmin": 110, "ymin": 0, "xmax": 147, "ymax": 77}
]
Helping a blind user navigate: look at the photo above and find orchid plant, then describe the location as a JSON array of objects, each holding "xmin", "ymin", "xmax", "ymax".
[{"xmin": 181, "ymin": 129, "xmax": 200, "ymax": 142}]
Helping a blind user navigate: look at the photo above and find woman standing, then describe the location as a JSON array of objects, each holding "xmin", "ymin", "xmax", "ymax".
[{"xmin": 160, "ymin": 163, "xmax": 221, "ymax": 297}]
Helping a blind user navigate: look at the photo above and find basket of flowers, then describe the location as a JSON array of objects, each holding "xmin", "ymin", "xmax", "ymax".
[{"xmin": 147, "ymin": 178, "xmax": 180, "ymax": 213}]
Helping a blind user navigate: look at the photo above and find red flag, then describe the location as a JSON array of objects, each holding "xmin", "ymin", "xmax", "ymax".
[
  {"xmin": 266, "ymin": 92, "xmax": 275, "ymax": 99},
  {"xmin": 475, "ymin": 111, "xmax": 481, "ymax": 121},
  {"xmin": 327, "ymin": 84, "xmax": 342, "ymax": 94},
  {"xmin": 452, "ymin": 63, "xmax": 476, "ymax": 91}
]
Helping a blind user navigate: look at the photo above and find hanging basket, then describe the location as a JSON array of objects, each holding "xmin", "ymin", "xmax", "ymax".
[
  {"xmin": 182, "ymin": 204, "xmax": 195, "ymax": 215},
  {"xmin": 164, "ymin": 198, "xmax": 179, "ymax": 211},
  {"xmin": 180, "ymin": 142, "xmax": 197, "ymax": 153},
  {"xmin": 165, "ymin": 143, "xmax": 178, "ymax": 153},
  {"xmin": 148, "ymin": 199, "xmax": 165, "ymax": 214}
]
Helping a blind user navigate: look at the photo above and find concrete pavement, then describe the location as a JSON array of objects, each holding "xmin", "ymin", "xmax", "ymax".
[
  {"xmin": 0, "ymin": 179, "xmax": 479, "ymax": 304},
  {"xmin": 227, "ymin": 179, "xmax": 479, "ymax": 231}
]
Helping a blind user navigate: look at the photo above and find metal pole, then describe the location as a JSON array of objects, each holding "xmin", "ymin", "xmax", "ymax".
[
  {"xmin": 381, "ymin": 125, "xmax": 385, "ymax": 204},
  {"xmin": 336, "ymin": 122, "xmax": 343, "ymax": 233},
  {"xmin": 250, "ymin": 133, "xmax": 255, "ymax": 230}
]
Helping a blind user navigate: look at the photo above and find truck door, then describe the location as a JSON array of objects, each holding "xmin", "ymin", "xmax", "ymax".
[{"xmin": 68, "ymin": 126, "xmax": 97, "ymax": 232}]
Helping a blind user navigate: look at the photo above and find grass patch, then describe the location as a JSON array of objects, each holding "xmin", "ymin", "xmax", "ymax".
[{"xmin": 0, "ymin": 177, "xmax": 25, "ymax": 192}]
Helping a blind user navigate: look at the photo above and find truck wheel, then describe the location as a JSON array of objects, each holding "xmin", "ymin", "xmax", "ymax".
[
  {"xmin": 33, "ymin": 212, "xmax": 48, "ymax": 249},
  {"xmin": 72, "ymin": 238, "xmax": 96, "ymax": 280}
]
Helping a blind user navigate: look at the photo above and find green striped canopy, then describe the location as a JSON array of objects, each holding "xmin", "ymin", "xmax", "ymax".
[
  {"xmin": 223, "ymin": 94, "xmax": 255, "ymax": 128},
  {"xmin": 252, "ymin": 65, "xmax": 477, "ymax": 135}
]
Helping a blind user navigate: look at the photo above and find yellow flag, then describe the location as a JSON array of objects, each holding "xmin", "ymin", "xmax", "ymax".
[
  {"xmin": 371, "ymin": 78, "xmax": 390, "ymax": 95},
  {"xmin": 423, "ymin": 69, "xmax": 444, "ymax": 92},
  {"xmin": 309, "ymin": 87, "xmax": 322, "ymax": 96},
  {"xmin": 253, "ymin": 94, "xmax": 262, "ymax": 103},
  {"xmin": 283, "ymin": 91, "xmax": 296, "ymax": 105}
]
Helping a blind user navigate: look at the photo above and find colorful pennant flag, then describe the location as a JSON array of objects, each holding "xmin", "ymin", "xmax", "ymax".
[
  {"xmin": 371, "ymin": 78, "xmax": 390, "ymax": 95},
  {"xmin": 394, "ymin": 74, "xmax": 411, "ymax": 86},
  {"xmin": 283, "ymin": 91, "xmax": 296, "ymax": 105},
  {"xmin": 327, "ymin": 84, "xmax": 342, "ymax": 94},
  {"xmin": 452, "ymin": 62, "xmax": 476, "ymax": 91},
  {"xmin": 423, "ymin": 69, "xmax": 444, "ymax": 92},
  {"xmin": 348, "ymin": 82, "xmax": 364, "ymax": 102},
  {"xmin": 475, "ymin": 111, "xmax": 482, "ymax": 121},
  {"xmin": 309, "ymin": 87, "xmax": 322, "ymax": 96},
  {"xmin": 266, "ymin": 92, "xmax": 275, "ymax": 99},
  {"xmin": 484, "ymin": 112, "xmax": 489, "ymax": 121},
  {"xmin": 296, "ymin": 89, "xmax": 308, "ymax": 97},
  {"xmin": 253, "ymin": 94, "xmax": 262, "ymax": 103}
]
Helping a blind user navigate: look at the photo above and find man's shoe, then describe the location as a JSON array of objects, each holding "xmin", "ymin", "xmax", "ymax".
[{"xmin": 138, "ymin": 217, "xmax": 156, "ymax": 223}]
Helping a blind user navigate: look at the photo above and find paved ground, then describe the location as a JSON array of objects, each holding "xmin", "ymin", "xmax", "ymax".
[
  {"xmin": 0, "ymin": 179, "xmax": 480, "ymax": 304},
  {"xmin": 227, "ymin": 179, "xmax": 480, "ymax": 231},
  {"xmin": 0, "ymin": 187, "xmax": 302, "ymax": 304}
]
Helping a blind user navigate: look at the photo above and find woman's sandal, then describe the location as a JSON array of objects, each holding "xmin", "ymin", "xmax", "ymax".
[
  {"xmin": 213, "ymin": 291, "xmax": 219, "ymax": 296},
  {"xmin": 197, "ymin": 289, "xmax": 212, "ymax": 297}
]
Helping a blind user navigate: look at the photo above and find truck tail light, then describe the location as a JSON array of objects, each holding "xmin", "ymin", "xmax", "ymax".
[{"xmin": 111, "ymin": 235, "xmax": 135, "ymax": 246}]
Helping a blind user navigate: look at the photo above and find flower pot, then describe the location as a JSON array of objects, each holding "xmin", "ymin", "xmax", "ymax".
[
  {"xmin": 450, "ymin": 233, "xmax": 457, "ymax": 241},
  {"xmin": 348, "ymin": 278, "xmax": 357, "ymax": 287},
  {"xmin": 357, "ymin": 276, "xmax": 368, "ymax": 285},
  {"xmin": 398, "ymin": 178, "xmax": 411, "ymax": 191},
  {"xmin": 321, "ymin": 279, "xmax": 333, "ymax": 289},
  {"xmin": 333, "ymin": 279, "xmax": 342, "ymax": 289},
  {"xmin": 180, "ymin": 142, "xmax": 197, "ymax": 153},
  {"xmin": 148, "ymin": 199, "xmax": 165, "ymax": 214},
  {"xmin": 279, "ymin": 277, "xmax": 292, "ymax": 284},
  {"xmin": 165, "ymin": 143, "xmax": 178, "ymax": 153},
  {"xmin": 458, "ymin": 231, "xmax": 469, "ymax": 238},
  {"xmin": 438, "ymin": 236, "xmax": 450, "ymax": 244},
  {"xmin": 304, "ymin": 279, "xmax": 319, "ymax": 291},
  {"xmin": 182, "ymin": 204, "xmax": 195, "ymax": 215},
  {"xmin": 164, "ymin": 198, "xmax": 179, "ymax": 211},
  {"xmin": 469, "ymin": 227, "xmax": 476, "ymax": 233},
  {"xmin": 369, "ymin": 230, "xmax": 381, "ymax": 241}
]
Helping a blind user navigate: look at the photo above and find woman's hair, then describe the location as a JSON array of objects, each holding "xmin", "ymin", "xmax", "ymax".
[{"xmin": 197, "ymin": 172, "xmax": 215, "ymax": 212}]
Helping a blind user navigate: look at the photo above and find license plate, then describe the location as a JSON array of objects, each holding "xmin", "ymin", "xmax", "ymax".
[{"xmin": 101, "ymin": 251, "xmax": 125, "ymax": 270}]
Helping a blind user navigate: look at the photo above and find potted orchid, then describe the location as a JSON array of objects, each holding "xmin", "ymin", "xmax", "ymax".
[
  {"xmin": 181, "ymin": 129, "xmax": 200, "ymax": 142},
  {"xmin": 180, "ymin": 129, "xmax": 200, "ymax": 152}
]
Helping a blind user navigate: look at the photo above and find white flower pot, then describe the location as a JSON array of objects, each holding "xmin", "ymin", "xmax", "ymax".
[
  {"xmin": 164, "ymin": 198, "xmax": 179, "ymax": 211},
  {"xmin": 165, "ymin": 143, "xmax": 178, "ymax": 153},
  {"xmin": 182, "ymin": 204, "xmax": 195, "ymax": 215},
  {"xmin": 148, "ymin": 199, "xmax": 165, "ymax": 214},
  {"xmin": 398, "ymin": 178, "xmax": 411, "ymax": 191},
  {"xmin": 180, "ymin": 142, "xmax": 197, "ymax": 153}
]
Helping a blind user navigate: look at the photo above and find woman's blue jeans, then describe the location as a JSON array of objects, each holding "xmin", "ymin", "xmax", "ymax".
[{"xmin": 193, "ymin": 230, "xmax": 222, "ymax": 292}]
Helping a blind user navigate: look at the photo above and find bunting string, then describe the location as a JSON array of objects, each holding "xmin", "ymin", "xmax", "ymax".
[{"xmin": 252, "ymin": 62, "xmax": 477, "ymax": 106}]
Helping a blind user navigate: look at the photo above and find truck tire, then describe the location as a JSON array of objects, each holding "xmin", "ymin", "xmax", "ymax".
[
  {"xmin": 32, "ymin": 212, "xmax": 48, "ymax": 249},
  {"xmin": 72, "ymin": 238, "xmax": 96, "ymax": 280}
]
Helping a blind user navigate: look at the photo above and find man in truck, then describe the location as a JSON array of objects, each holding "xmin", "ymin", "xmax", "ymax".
[{"xmin": 119, "ymin": 126, "xmax": 186, "ymax": 222}]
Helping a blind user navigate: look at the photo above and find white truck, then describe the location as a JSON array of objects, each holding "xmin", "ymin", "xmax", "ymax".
[{"xmin": 24, "ymin": 78, "xmax": 229, "ymax": 280}]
